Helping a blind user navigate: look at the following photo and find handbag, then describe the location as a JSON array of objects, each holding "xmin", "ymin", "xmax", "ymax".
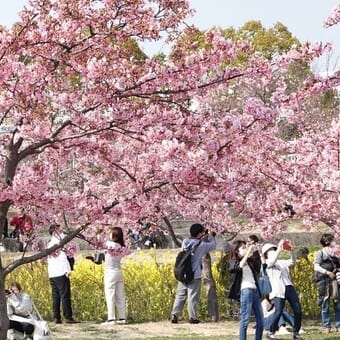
[
  {"xmin": 331, "ymin": 279, "xmax": 340, "ymax": 302},
  {"xmin": 32, "ymin": 319, "xmax": 52, "ymax": 340},
  {"xmin": 258, "ymin": 264, "xmax": 272, "ymax": 296},
  {"xmin": 312, "ymin": 271, "xmax": 327, "ymax": 283},
  {"xmin": 93, "ymin": 251, "xmax": 105, "ymax": 264}
]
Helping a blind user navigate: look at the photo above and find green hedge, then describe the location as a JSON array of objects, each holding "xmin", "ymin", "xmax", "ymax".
[{"xmin": 5, "ymin": 250, "xmax": 320, "ymax": 322}]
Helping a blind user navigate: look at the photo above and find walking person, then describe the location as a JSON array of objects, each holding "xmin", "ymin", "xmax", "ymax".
[
  {"xmin": 263, "ymin": 240, "xmax": 303, "ymax": 340},
  {"xmin": 228, "ymin": 240, "xmax": 264, "ymax": 340},
  {"xmin": 313, "ymin": 233, "xmax": 340, "ymax": 333},
  {"xmin": 171, "ymin": 223, "xmax": 216, "ymax": 324},
  {"xmin": 47, "ymin": 223, "xmax": 78, "ymax": 324}
]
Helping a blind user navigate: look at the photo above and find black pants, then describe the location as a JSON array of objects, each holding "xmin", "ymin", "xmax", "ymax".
[
  {"xmin": 269, "ymin": 285, "xmax": 302, "ymax": 334},
  {"xmin": 9, "ymin": 320, "xmax": 34, "ymax": 335},
  {"xmin": 49, "ymin": 275, "xmax": 73, "ymax": 320}
]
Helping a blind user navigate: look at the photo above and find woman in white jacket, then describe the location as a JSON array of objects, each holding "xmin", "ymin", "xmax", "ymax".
[
  {"xmin": 102, "ymin": 227, "xmax": 128, "ymax": 325},
  {"xmin": 6, "ymin": 281, "xmax": 34, "ymax": 339},
  {"xmin": 262, "ymin": 240, "xmax": 303, "ymax": 340}
]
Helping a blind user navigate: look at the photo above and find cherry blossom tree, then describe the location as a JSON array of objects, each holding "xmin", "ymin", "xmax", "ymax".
[{"xmin": 0, "ymin": 0, "xmax": 339, "ymax": 337}]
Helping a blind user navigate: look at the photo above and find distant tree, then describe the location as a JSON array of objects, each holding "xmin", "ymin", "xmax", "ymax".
[
  {"xmin": 171, "ymin": 20, "xmax": 338, "ymax": 140},
  {"xmin": 171, "ymin": 21, "xmax": 300, "ymax": 63}
]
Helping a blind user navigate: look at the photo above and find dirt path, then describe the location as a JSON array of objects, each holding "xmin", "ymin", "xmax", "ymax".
[
  {"xmin": 50, "ymin": 320, "xmax": 240, "ymax": 339},
  {"xmin": 49, "ymin": 319, "xmax": 328, "ymax": 339}
]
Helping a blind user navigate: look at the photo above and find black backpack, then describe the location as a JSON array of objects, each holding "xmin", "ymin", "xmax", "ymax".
[{"xmin": 174, "ymin": 241, "xmax": 201, "ymax": 284}]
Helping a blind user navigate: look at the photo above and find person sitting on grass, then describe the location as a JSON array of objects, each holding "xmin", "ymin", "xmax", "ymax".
[{"xmin": 6, "ymin": 282, "xmax": 34, "ymax": 340}]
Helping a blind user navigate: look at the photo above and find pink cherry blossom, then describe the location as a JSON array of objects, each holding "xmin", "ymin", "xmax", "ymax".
[{"xmin": 0, "ymin": 0, "xmax": 338, "ymax": 302}]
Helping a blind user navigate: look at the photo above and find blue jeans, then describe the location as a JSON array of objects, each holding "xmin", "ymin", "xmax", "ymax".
[
  {"xmin": 269, "ymin": 285, "xmax": 301, "ymax": 335},
  {"xmin": 264, "ymin": 310, "xmax": 294, "ymax": 330},
  {"xmin": 321, "ymin": 297, "xmax": 340, "ymax": 329},
  {"xmin": 239, "ymin": 288, "xmax": 263, "ymax": 340}
]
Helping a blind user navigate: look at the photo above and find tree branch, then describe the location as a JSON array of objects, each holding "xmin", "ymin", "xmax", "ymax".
[{"xmin": 4, "ymin": 225, "xmax": 85, "ymax": 275}]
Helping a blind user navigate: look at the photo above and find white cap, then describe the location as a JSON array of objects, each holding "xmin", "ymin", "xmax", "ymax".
[{"xmin": 262, "ymin": 243, "xmax": 278, "ymax": 255}]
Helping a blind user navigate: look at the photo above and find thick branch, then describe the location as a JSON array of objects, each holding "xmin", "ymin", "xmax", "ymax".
[
  {"xmin": 4, "ymin": 226, "xmax": 85, "ymax": 275},
  {"xmin": 19, "ymin": 120, "xmax": 73, "ymax": 159}
]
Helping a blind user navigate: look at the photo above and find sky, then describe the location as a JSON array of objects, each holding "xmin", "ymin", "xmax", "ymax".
[{"xmin": 1, "ymin": 0, "xmax": 339, "ymax": 72}]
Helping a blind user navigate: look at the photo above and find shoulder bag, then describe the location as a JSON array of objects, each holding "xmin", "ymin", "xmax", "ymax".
[{"xmin": 258, "ymin": 264, "xmax": 272, "ymax": 296}]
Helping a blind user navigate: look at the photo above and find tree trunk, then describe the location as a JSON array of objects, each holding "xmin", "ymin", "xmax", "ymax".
[
  {"xmin": 0, "ymin": 201, "xmax": 11, "ymax": 242},
  {"xmin": 0, "ymin": 269, "xmax": 9, "ymax": 340},
  {"xmin": 163, "ymin": 216, "xmax": 182, "ymax": 247},
  {"xmin": 202, "ymin": 252, "xmax": 219, "ymax": 322},
  {"xmin": 0, "ymin": 201, "xmax": 11, "ymax": 339}
]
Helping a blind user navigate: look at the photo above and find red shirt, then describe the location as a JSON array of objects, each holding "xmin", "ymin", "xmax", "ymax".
[{"xmin": 9, "ymin": 214, "xmax": 33, "ymax": 233}]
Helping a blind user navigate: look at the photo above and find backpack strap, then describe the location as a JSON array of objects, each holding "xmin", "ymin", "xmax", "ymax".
[
  {"xmin": 189, "ymin": 240, "xmax": 202, "ymax": 273},
  {"xmin": 184, "ymin": 239, "xmax": 201, "ymax": 252},
  {"xmin": 191, "ymin": 240, "xmax": 202, "ymax": 253}
]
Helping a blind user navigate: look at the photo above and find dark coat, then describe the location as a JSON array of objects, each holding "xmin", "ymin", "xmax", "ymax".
[
  {"xmin": 315, "ymin": 250, "xmax": 340, "ymax": 305},
  {"xmin": 228, "ymin": 251, "xmax": 261, "ymax": 301}
]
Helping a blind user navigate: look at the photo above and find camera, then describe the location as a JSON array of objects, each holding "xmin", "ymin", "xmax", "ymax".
[
  {"xmin": 203, "ymin": 229, "xmax": 216, "ymax": 237},
  {"xmin": 5, "ymin": 289, "xmax": 12, "ymax": 295}
]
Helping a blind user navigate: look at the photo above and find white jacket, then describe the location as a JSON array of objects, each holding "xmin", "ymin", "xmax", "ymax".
[
  {"xmin": 7, "ymin": 292, "xmax": 33, "ymax": 317},
  {"xmin": 265, "ymin": 248, "xmax": 296, "ymax": 299}
]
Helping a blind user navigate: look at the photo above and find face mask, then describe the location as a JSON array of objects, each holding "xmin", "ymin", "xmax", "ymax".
[
  {"xmin": 266, "ymin": 250, "xmax": 276, "ymax": 260},
  {"xmin": 239, "ymin": 247, "xmax": 247, "ymax": 258}
]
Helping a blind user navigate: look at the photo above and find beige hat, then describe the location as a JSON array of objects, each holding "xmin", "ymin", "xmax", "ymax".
[{"xmin": 262, "ymin": 243, "xmax": 278, "ymax": 255}]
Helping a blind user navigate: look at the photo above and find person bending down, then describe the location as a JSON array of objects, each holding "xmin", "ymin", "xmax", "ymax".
[{"xmin": 262, "ymin": 297, "xmax": 294, "ymax": 335}]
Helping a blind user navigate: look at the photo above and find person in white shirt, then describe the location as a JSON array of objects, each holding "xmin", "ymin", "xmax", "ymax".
[
  {"xmin": 229, "ymin": 240, "xmax": 264, "ymax": 340},
  {"xmin": 87, "ymin": 226, "xmax": 130, "ymax": 324},
  {"xmin": 102, "ymin": 227, "xmax": 128, "ymax": 324},
  {"xmin": 6, "ymin": 282, "xmax": 34, "ymax": 340},
  {"xmin": 262, "ymin": 240, "xmax": 302, "ymax": 340},
  {"xmin": 47, "ymin": 223, "xmax": 77, "ymax": 324}
]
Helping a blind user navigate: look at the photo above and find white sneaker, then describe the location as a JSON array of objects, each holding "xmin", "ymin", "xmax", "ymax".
[
  {"xmin": 277, "ymin": 326, "xmax": 290, "ymax": 335},
  {"xmin": 7, "ymin": 329, "xmax": 16, "ymax": 340},
  {"xmin": 266, "ymin": 332, "xmax": 276, "ymax": 339},
  {"xmin": 299, "ymin": 328, "xmax": 306, "ymax": 334},
  {"xmin": 101, "ymin": 319, "xmax": 115, "ymax": 325},
  {"xmin": 23, "ymin": 336, "xmax": 34, "ymax": 340},
  {"xmin": 117, "ymin": 319, "xmax": 127, "ymax": 324}
]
